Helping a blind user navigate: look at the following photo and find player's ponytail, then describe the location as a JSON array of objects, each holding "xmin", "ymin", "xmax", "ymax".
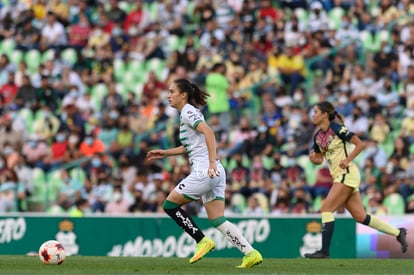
[
  {"xmin": 316, "ymin": 101, "xmax": 345, "ymax": 125},
  {"xmin": 173, "ymin": 79, "xmax": 209, "ymax": 107}
]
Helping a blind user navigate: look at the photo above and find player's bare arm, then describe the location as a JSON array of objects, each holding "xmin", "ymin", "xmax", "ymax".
[
  {"xmin": 309, "ymin": 150, "xmax": 324, "ymax": 165},
  {"xmin": 339, "ymin": 135, "xmax": 365, "ymax": 169},
  {"xmin": 147, "ymin": 146, "xmax": 186, "ymax": 160},
  {"xmin": 196, "ymin": 121, "xmax": 219, "ymax": 178}
]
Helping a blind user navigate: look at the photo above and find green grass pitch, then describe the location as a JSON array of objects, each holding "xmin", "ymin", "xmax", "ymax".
[{"xmin": 0, "ymin": 256, "xmax": 412, "ymax": 275}]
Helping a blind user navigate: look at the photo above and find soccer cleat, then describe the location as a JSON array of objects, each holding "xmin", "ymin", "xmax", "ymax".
[
  {"xmin": 304, "ymin": 250, "xmax": 330, "ymax": 259},
  {"xmin": 189, "ymin": 237, "xmax": 215, "ymax": 264},
  {"xmin": 397, "ymin": 227, "xmax": 408, "ymax": 253},
  {"xmin": 236, "ymin": 249, "xmax": 263, "ymax": 268}
]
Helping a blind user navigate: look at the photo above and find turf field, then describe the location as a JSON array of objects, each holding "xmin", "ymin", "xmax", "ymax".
[{"xmin": 0, "ymin": 256, "xmax": 412, "ymax": 275}]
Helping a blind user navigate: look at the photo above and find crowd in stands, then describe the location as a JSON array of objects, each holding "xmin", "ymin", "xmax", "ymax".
[{"xmin": 0, "ymin": 0, "xmax": 414, "ymax": 217}]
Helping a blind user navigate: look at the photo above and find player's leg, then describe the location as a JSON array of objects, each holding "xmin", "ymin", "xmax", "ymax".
[
  {"xmin": 163, "ymin": 189, "xmax": 206, "ymax": 243},
  {"xmin": 344, "ymin": 191, "xmax": 408, "ymax": 253},
  {"xmin": 205, "ymin": 199, "xmax": 263, "ymax": 268},
  {"xmin": 165, "ymin": 174, "xmax": 218, "ymax": 264},
  {"xmin": 204, "ymin": 162, "xmax": 262, "ymax": 268},
  {"xmin": 305, "ymin": 182, "xmax": 353, "ymax": 258}
]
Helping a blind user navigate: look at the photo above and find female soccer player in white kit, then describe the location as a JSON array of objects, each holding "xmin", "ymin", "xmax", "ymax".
[{"xmin": 147, "ymin": 78, "xmax": 263, "ymax": 268}]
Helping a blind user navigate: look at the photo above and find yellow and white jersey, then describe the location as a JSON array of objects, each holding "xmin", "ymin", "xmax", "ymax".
[{"xmin": 312, "ymin": 122, "xmax": 357, "ymax": 179}]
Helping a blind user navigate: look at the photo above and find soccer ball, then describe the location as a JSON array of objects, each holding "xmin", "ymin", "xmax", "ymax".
[{"xmin": 38, "ymin": 240, "xmax": 66, "ymax": 265}]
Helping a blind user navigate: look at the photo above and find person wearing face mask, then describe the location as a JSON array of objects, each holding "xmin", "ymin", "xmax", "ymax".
[
  {"xmin": 0, "ymin": 72, "xmax": 18, "ymax": 105},
  {"xmin": 45, "ymin": 130, "xmax": 69, "ymax": 169},
  {"xmin": 105, "ymin": 185, "xmax": 130, "ymax": 214},
  {"xmin": 68, "ymin": 12, "xmax": 92, "ymax": 52},
  {"xmin": 109, "ymin": 116, "xmax": 134, "ymax": 159},
  {"xmin": 343, "ymin": 106, "xmax": 369, "ymax": 140},
  {"xmin": 0, "ymin": 112, "xmax": 24, "ymax": 150},
  {"xmin": 22, "ymin": 134, "xmax": 49, "ymax": 170},
  {"xmin": 79, "ymin": 132, "xmax": 106, "ymax": 157},
  {"xmin": 109, "ymin": 22, "xmax": 129, "ymax": 56},
  {"xmin": 371, "ymin": 41, "xmax": 398, "ymax": 79},
  {"xmin": 2, "ymin": 142, "xmax": 18, "ymax": 169}
]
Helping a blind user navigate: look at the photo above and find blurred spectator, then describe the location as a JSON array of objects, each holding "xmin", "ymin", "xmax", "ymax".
[
  {"xmin": 244, "ymin": 194, "xmax": 265, "ymax": 215},
  {"xmin": 105, "ymin": 185, "xmax": 130, "ymax": 213},
  {"xmin": 226, "ymin": 117, "xmax": 256, "ymax": 157},
  {"xmin": 205, "ymin": 62, "xmax": 231, "ymax": 131},
  {"xmin": 89, "ymin": 170, "xmax": 113, "ymax": 213},
  {"xmin": 400, "ymin": 102, "xmax": 414, "ymax": 144},
  {"xmin": 15, "ymin": 20, "xmax": 40, "ymax": 51},
  {"xmin": 101, "ymin": 82, "xmax": 123, "ymax": 114},
  {"xmin": 34, "ymin": 104, "xmax": 60, "ymax": 141},
  {"xmin": 80, "ymin": 132, "xmax": 106, "ymax": 157},
  {"xmin": 59, "ymin": 100, "xmax": 85, "ymax": 135},
  {"xmin": 344, "ymin": 106, "xmax": 369, "ymax": 139},
  {"xmin": 14, "ymin": 75, "xmax": 37, "ymax": 109},
  {"xmin": 312, "ymin": 165, "xmax": 333, "ymax": 198},
  {"xmin": 3, "ymin": 141, "xmax": 19, "ymax": 169},
  {"xmin": 68, "ymin": 12, "xmax": 92, "ymax": 52},
  {"xmin": 40, "ymin": 11, "xmax": 68, "ymax": 51},
  {"xmin": 359, "ymin": 139, "xmax": 389, "ymax": 173},
  {"xmin": 0, "ymin": 72, "xmax": 18, "ymax": 105},
  {"xmin": 0, "ymin": 167, "xmax": 20, "ymax": 212},
  {"xmin": 277, "ymin": 45, "xmax": 306, "ymax": 93},
  {"xmin": 45, "ymin": 129, "xmax": 68, "ymax": 169},
  {"xmin": 62, "ymin": 132, "xmax": 83, "ymax": 164},
  {"xmin": 123, "ymin": 0, "xmax": 151, "ymax": 36},
  {"xmin": 369, "ymin": 113, "xmax": 391, "ymax": 144},
  {"xmin": 22, "ymin": 134, "xmax": 49, "ymax": 170},
  {"xmin": 108, "ymin": 115, "xmax": 134, "ymax": 158},
  {"xmin": 142, "ymin": 71, "xmax": 167, "ymax": 102}
]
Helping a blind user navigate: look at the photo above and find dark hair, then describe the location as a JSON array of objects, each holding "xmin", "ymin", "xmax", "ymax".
[
  {"xmin": 316, "ymin": 101, "xmax": 344, "ymax": 125},
  {"xmin": 173, "ymin": 78, "xmax": 209, "ymax": 107}
]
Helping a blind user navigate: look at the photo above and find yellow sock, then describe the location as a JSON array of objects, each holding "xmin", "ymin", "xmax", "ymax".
[
  {"xmin": 321, "ymin": 212, "xmax": 335, "ymax": 223},
  {"xmin": 368, "ymin": 215, "xmax": 399, "ymax": 236}
]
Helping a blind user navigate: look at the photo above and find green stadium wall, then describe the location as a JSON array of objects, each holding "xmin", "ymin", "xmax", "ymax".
[{"xmin": 0, "ymin": 215, "xmax": 358, "ymax": 258}]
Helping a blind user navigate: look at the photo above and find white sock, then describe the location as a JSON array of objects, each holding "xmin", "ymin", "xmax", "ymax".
[{"xmin": 217, "ymin": 221, "xmax": 254, "ymax": 255}]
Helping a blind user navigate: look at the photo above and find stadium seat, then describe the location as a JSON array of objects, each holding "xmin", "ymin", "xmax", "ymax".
[
  {"xmin": 61, "ymin": 48, "xmax": 78, "ymax": 66},
  {"xmin": 115, "ymin": 82, "xmax": 129, "ymax": 101},
  {"xmin": 46, "ymin": 169, "xmax": 64, "ymax": 204},
  {"xmin": 328, "ymin": 7, "xmax": 345, "ymax": 30},
  {"xmin": 231, "ymin": 193, "xmax": 247, "ymax": 213},
  {"xmin": 91, "ymin": 83, "xmax": 109, "ymax": 110},
  {"xmin": 127, "ymin": 59, "xmax": 145, "ymax": 73},
  {"xmin": 253, "ymin": 192, "xmax": 270, "ymax": 213},
  {"xmin": 359, "ymin": 31, "xmax": 379, "ymax": 52},
  {"xmin": 294, "ymin": 8, "xmax": 308, "ymax": 24},
  {"xmin": 25, "ymin": 49, "xmax": 42, "ymax": 73},
  {"xmin": 166, "ymin": 35, "xmax": 182, "ymax": 54},
  {"xmin": 9, "ymin": 49, "xmax": 23, "ymax": 65},
  {"xmin": 132, "ymin": 82, "xmax": 144, "ymax": 100},
  {"xmin": 27, "ymin": 168, "xmax": 47, "ymax": 211},
  {"xmin": 118, "ymin": 1, "xmax": 134, "ymax": 13},
  {"xmin": 383, "ymin": 193, "xmax": 405, "ymax": 215},
  {"xmin": 0, "ymin": 38, "xmax": 15, "ymax": 56},
  {"xmin": 42, "ymin": 49, "xmax": 56, "ymax": 63},
  {"xmin": 69, "ymin": 167, "xmax": 86, "ymax": 183},
  {"xmin": 18, "ymin": 108, "xmax": 34, "ymax": 134},
  {"xmin": 145, "ymin": 58, "xmax": 167, "ymax": 80},
  {"xmin": 113, "ymin": 58, "xmax": 126, "ymax": 81}
]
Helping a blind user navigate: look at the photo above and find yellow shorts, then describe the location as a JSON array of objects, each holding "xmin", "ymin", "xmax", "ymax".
[{"xmin": 333, "ymin": 166, "xmax": 361, "ymax": 192}]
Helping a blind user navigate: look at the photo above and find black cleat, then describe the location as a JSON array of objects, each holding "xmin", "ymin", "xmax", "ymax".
[
  {"xmin": 397, "ymin": 227, "xmax": 408, "ymax": 253},
  {"xmin": 304, "ymin": 250, "xmax": 330, "ymax": 259}
]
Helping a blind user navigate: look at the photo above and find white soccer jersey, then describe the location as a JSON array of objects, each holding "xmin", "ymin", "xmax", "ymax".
[{"xmin": 179, "ymin": 104, "xmax": 209, "ymax": 167}]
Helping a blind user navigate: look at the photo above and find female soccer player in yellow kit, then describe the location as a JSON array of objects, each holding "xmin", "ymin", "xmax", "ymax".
[{"xmin": 305, "ymin": 101, "xmax": 407, "ymax": 258}]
